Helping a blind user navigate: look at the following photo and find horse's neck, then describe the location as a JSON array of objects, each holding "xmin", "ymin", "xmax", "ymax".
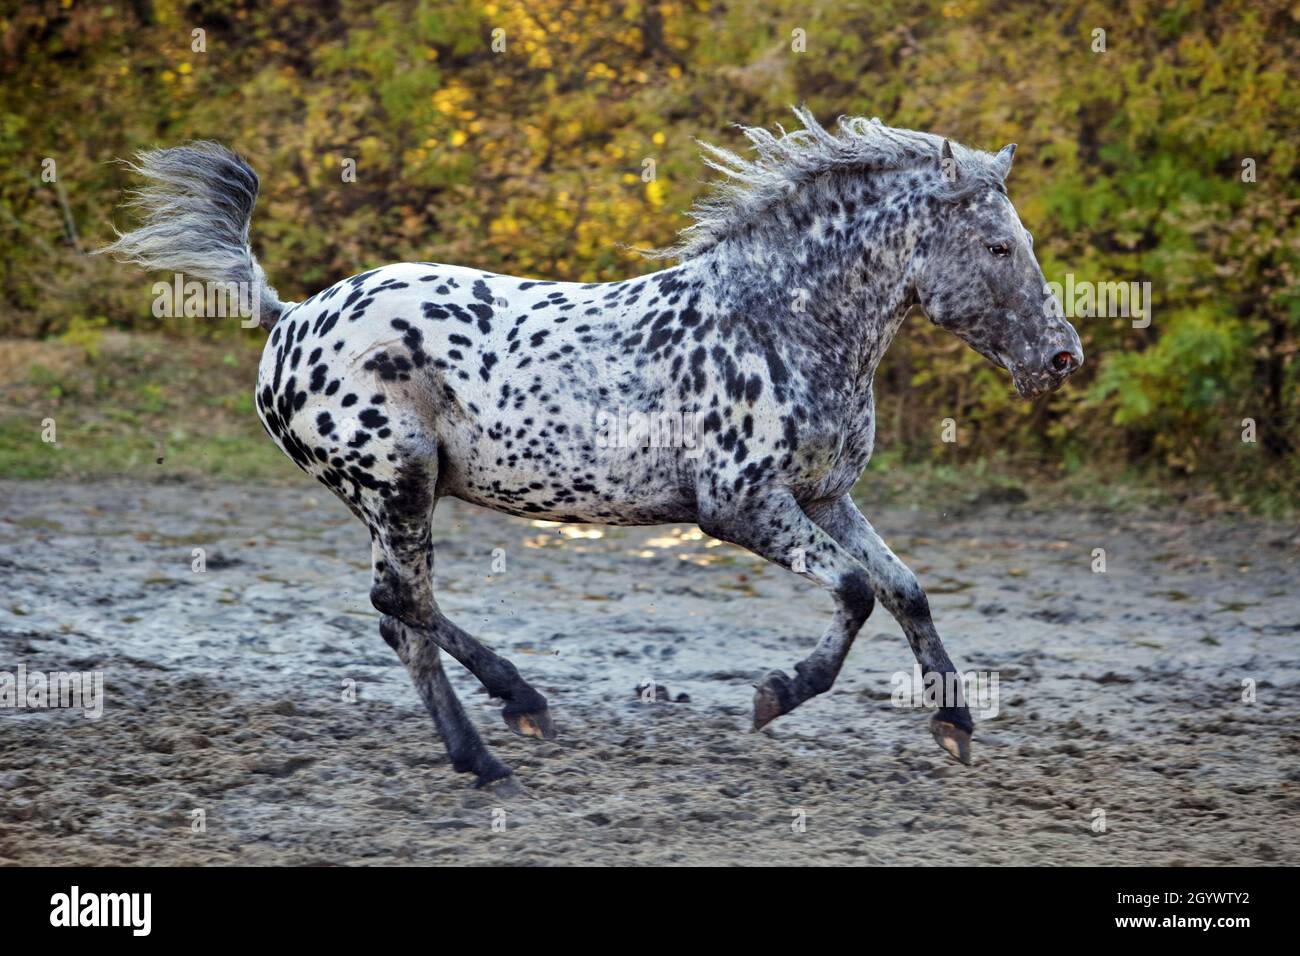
[{"xmin": 686, "ymin": 188, "xmax": 926, "ymax": 384}]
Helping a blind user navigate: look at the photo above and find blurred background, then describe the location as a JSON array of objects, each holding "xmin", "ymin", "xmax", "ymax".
[{"xmin": 1, "ymin": 0, "xmax": 1296, "ymax": 510}]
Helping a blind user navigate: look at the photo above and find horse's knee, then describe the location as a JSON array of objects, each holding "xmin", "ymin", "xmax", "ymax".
[
  {"xmin": 898, "ymin": 582, "xmax": 930, "ymax": 621},
  {"xmin": 885, "ymin": 573, "xmax": 930, "ymax": 621},
  {"xmin": 836, "ymin": 570, "xmax": 875, "ymax": 626}
]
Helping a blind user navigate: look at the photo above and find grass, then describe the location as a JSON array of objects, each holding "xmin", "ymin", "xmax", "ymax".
[
  {"xmin": 857, "ymin": 448, "xmax": 1297, "ymax": 517},
  {"xmin": 0, "ymin": 331, "xmax": 1292, "ymax": 518},
  {"xmin": 859, "ymin": 453, "xmax": 1179, "ymax": 515},
  {"xmin": 0, "ymin": 332, "xmax": 294, "ymax": 483}
]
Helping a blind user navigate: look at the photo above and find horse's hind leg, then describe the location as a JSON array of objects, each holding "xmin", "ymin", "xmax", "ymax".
[
  {"xmin": 352, "ymin": 457, "xmax": 520, "ymax": 788},
  {"xmin": 421, "ymin": 610, "xmax": 557, "ymax": 741},
  {"xmin": 366, "ymin": 457, "xmax": 556, "ymax": 745},
  {"xmin": 378, "ymin": 616, "xmax": 513, "ymax": 786}
]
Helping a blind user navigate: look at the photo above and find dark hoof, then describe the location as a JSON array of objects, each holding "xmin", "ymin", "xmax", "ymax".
[
  {"xmin": 930, "ymin": 717, "xmax": 973, "ymax": 765},
  {"xmin": 503, "ymin": 707, "xmax": 557, "ymax": 741},
  {"xmin": 477, "ymin": 773, "xmax": 526, "ymax": 798},
  {"xmin": 752, "ymin": 669, "xmax": 795, "ymax": 731}
]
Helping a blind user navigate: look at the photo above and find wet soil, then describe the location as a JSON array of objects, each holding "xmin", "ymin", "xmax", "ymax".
[{"xmin": 1, "ymin": 480, "xmax": 1298, "ymax": 865}]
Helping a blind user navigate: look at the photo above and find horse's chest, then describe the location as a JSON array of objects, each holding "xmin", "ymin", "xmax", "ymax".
[
  {"xmin": 839, "ymin": 392, "xmax": 877, "ymax": 470},
  {"xmin": 800, "ymin": 391, "xmax": 876, "ymax": 500}
]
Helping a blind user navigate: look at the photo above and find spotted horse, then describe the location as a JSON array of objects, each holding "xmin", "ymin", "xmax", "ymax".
[{"xmin": 102, "ymin": 109, "xmax": 1083, "ymax": 792}]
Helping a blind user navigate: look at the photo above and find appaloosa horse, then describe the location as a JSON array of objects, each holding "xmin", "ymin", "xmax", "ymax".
[{"xmin": 103, "ymin": 109, "xmax": 1083, "ymax": 791}]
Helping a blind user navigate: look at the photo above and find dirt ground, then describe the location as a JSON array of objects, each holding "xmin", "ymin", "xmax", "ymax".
[{"xmin": 1, "ymin": 478, "xmax": 1298, "ymax": 866}]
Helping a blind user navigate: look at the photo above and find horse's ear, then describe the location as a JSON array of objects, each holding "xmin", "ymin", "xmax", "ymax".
[
  {"xmin": 993, "ymin": 143, "xmax": 1017, "ymax": 180},
  {"xmin": 938, "ymin": 139, "xmax": 959, "ymax": 183}
]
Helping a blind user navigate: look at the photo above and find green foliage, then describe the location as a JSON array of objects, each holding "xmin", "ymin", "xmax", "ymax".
[
  {"xmin": 1, "ymin": 0, "xmax": 1296, "ymax": 502},
  {"xmin": 58, "ymin": 315, "xmax": 108, "ymax": 359},
  {"xmin": 0, "ymin": 333, "xmax": 293, "ymax": 482}
]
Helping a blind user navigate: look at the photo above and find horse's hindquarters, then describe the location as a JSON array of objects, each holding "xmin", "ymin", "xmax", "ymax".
[{"xmin": 252, "ymin": 261, "xmax": 702, "ymax": 528}]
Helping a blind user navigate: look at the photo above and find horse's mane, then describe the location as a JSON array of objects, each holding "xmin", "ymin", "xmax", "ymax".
[{"xmin": 656, "ymin": 107, "xmax": 1003, "ymax": 260}]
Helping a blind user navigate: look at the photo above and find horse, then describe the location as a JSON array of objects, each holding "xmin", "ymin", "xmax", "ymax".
[{"xmin": 101, "ymin": 108, "xmax": 1083, "ymax": 792}]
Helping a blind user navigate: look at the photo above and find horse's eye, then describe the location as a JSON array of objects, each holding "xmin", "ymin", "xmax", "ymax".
[{"xmin": 986, "ymin": 242, "xmax": 1011, "ymax": 257}]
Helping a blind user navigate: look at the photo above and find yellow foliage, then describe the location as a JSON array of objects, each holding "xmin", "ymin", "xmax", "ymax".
[{"xmin": 2, "ymin": 0, "xmax": 1296, "ymax": 496}]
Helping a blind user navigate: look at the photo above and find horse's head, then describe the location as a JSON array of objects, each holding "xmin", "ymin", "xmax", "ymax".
[{"xmin": 915, "ymin": 142, "xmax": 1083, "ymax": 398}]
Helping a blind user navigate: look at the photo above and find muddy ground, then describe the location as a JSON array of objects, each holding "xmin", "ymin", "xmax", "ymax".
[{"xmin": 0, "ymin": 478, "xmax": 1298, "ymax": 866}]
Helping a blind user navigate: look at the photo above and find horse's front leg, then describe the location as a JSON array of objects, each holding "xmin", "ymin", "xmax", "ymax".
[
  {"xmin": 810, "ymin": 494, "xmax": 973, "ymax": 764},
  {"xmin": 697, "ymin": 487, "xmax": 876, "ymax": 730}
]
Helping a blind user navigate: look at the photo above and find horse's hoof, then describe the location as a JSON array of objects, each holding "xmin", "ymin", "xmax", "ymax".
[
  {"xmin": 504, "ymin": 707, "xmax": 557, "ymax": 740},
  {"xmin": 478, "ymin": 773, "xmax": 526, "ymax": 798},
  {"xmin": 930, "ymin": 718, "xmax": 973, "ymax": 765},
  {"xmin": 752, "ymin": 669, "xmax": 794, "ymax": 731}
]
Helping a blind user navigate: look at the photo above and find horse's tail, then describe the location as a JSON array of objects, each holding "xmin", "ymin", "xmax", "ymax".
[{"xmin": 97, "ymin": 142, "xmax": 288, "ymax": 331}]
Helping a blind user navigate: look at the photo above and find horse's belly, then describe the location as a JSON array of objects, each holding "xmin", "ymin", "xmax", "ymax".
[
  {"xmin": 442, "ymin": 433, "xmax": 696, "ymax": 526},
  {"xmin": 450, "ymin": 488, "xmax": 695, "ymax": 526},
  {"xmin": 449, "ymin": 480, "xmax": 696, "ymax": 526}
]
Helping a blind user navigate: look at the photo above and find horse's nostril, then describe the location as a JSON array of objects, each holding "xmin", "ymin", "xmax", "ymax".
[{"xmin": 1051, "ymin": 351, "xmax": 1074, "ymax": 373}]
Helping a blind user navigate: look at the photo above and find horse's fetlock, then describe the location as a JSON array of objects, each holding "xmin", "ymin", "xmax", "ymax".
[
  {"xmin": 938, "ymin": 705, "xmax": 975, "ymax": 733},
  {"xmin": 501, "ymin": 685, "xmax": 548, "ymax": 716},
  {"xmin": 793, "ymin": 660, "xmax": 835, "ymax": 697}
]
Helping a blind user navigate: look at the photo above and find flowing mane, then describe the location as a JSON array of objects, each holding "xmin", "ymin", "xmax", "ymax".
[{"xmin": 658, "ymin": 107, "xmax": 1005, "ymax": 259}]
